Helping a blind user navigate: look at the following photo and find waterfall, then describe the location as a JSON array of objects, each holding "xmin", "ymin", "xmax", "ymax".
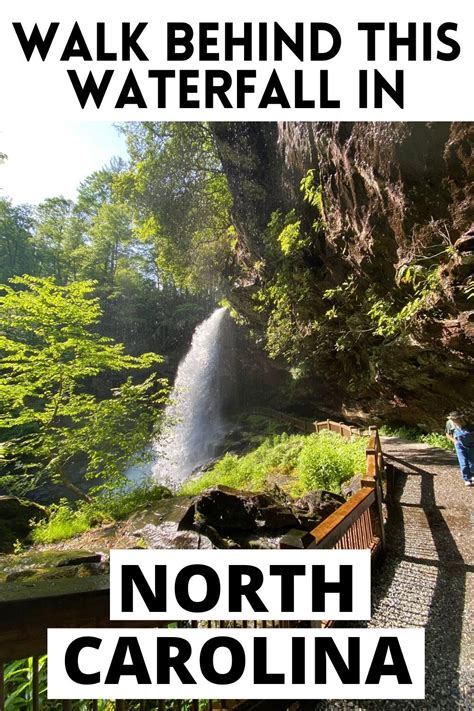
[{"xmin": 127, "ymin": 307, "xmax": 231, "ymax": 488}]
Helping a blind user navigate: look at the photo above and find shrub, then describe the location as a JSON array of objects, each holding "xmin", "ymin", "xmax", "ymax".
[
  {"xmin": 31, "ymin": 501, "xmax": 92, "ymax": 543},
  {"xmin": 380, "ymin": 425, "xmax": 453, "ymax": 450},
  {"xmin": 180, "ymin": 431, "xmax": 367, "ymax": 498},
  {"xmin": 3, "ymin": 656, "xmax": 48, "ymax": 710},
  {"xmin": 31, "ymin": 483, "xmax": 171, "ymax": 544},
  {"xmin": 3, "ymin": 655, "xmax": 208, "ymax": 710},
  {"xmin": 380, "ymin": 425, "xmax": 422, "ymax": 440},
  {"xmin": 180, "ymin": 433, "xmax": 306, "ymax": 496},
  {"xmin": 296, "ymin": 432, "xmax": 367, "ymax": 495},
  {"xmin": 419, "ymin": 432, "xmax": 453, "ymax": 450}
]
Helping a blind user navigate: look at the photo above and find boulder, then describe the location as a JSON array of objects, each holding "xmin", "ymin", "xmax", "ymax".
[
  {"xmin": 133, "ymin": 523, "xmax": 213, "ymax": 550},
  {"xmin": 454, "ymin": 231, "xmax": 474, "ymax": 253},
  {"xmin": 293, "ymin": 490, "xmax": 345, "ymax": 513},
  {"xmin": 129, "ymin": 495, "xmax": 215, "ymax": 549},
  {"xmin": 194, "ymin": 485, "xmax": 299, "ymax": 531},
  {"xmin": 0, "ymin": 496, "xmax": 48, "ymax": 553},
  {"xmin": 125, "ymin": 486, "xmax": 347, "ymax": 550},
  {"xmin": 128, "ymin": 496, "xmax": 196, "ymax": 531}
]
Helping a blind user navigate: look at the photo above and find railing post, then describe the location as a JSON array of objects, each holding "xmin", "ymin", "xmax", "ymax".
[
  {"xmin": 374, "ymin": 477, "xmax": 386, "ymax": 552},
  {"xmin": 363, "ymin": 430, "xmax": 386, "ymax": 555},
  {"xmin": 32, "ymin": 656, "xmax": 40, "ymax": 711},
  {"xmin": 365, "ymin": 448, "xmax": 378, "ymax": 478},
  {"xmin": 0, "ymin": 662, "xmax": 4, "ymax": 711}
]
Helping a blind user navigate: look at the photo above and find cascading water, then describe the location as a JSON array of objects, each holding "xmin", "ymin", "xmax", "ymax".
[{"xmin": 127, "ymin": 307, "xmax": 231, "ymax": 488}]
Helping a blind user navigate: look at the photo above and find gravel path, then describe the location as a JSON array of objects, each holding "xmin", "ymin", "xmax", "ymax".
[{"xmin": 316, "ymin": 437, "xmax": 473, "ymax": 710}]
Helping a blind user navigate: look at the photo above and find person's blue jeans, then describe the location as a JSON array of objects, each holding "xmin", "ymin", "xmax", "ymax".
[{"xmin": 454, "ymin": 442, "xmax": 474, "ymax": 481}]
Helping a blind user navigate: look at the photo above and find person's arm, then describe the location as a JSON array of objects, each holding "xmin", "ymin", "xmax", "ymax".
[{"xmin": 445, "ymin": 420, "xmax": 455, "ymax": 443}]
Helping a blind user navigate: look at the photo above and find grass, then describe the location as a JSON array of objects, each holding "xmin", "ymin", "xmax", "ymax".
[
  {"xmin": 31, "ymin": 482, "xmax": 171, "ymax": 544},
  {"xmin": 3, "ymin": 656, "xmax": 48, "ymax": 710},
  {"xmin": 180, "ymin": 431, "xmax": 368, "ymax": 498},
  {"xmin": 419, "ymin": 432, "xmax": 454, "ymax": 450},
  {"xmin": 3, "ymin": 655, "xmax": 206, "ymax": 710},
  {"xmin": 380, "ymin": 425, "xmax": 453, "ymax": 451}
]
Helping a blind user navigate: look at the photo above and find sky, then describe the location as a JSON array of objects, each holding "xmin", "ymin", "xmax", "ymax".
[{"xmin": 0, "ymin": 122, "xmax": 129, "ymax": 206}]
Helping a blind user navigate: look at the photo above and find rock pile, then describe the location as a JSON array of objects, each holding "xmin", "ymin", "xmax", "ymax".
[{"xmin": 130, "ymin": 485, "xmax": 344, "ymax": 550}]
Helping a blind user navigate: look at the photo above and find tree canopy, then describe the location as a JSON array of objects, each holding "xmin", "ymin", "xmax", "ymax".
[
  {"xmin": 0, "ymin": 276, "xmax": 167, "ymax": 497},
  {"xmin": 118, "ymin": 122, "xmax": 234, "ymax": 292}
]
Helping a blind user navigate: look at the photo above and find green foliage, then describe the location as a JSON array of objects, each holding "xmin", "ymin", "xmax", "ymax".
[
  {"xmin": 238, "ymin": 414, "xmax": 286, "ymax": 437},
  {"xmin": 245, "ymin": 192, "xmax": 458, "ymax": 397},
  {"xmin": 278, "ymin": 218, "xmax": 302, "ymax": 256},
  {"xmin": 419, "ymin": 432, "xmax": 453, "ymax": 450},
  {"xmin": 263, "ymin": 209, "xmax": 307, "ymax": 259},
  {"xmin": 379, "ymin": 425, "xmax": 422, "ymax": 440},
  {"xmin": 296, "ymin": 432, "xmax": 367, "ymax": 494},
  {"xmin": 380, "ymin": 425, "xmax": 453, "ymax": 450},
  {"xmin": 0, "ymin": 199, "xmax": 38, "ymax": 284},
  {"xmin": 180, "ymin": 433, "xmax": 304, "ymax": 495},
  {"xmin": 0, "ymin": 276, "xmax": 167, "ymax": 494},
  {"xmin": 0, "ymin": 144, "xmax": 223, "ymax": 500},
  {"xmin": 31, "ymin": 483, "xmax": 171, "ymax": 543},
  {"xmin": 3, "ymin": 655, "xmax": 49, "ymax": 710},
  {"xmin": 3, "ymin": 654, "xmax": 207, "ymax": 710},
  {"xmin": 248, "ymin": 174, "xmax": 329, "ymax": 366},
  {"xmin": 31, "ymin": 500, "xmax": 92, "ymax": 542},
  {"xmin": 300, "ymin": 169, "xmax": 325, "ymax": 230},
  {"xmin": 34, "ymin": 197, "xmax": 75, "ymax": 282},
  {"xmin": 1, "ymin": 160, "xmax": 212, "ymax": 366},
  {"xmin": 367, "ymin": 265, "xmax": 441, "ymax": 338},
  {"xmin": 118, "ymin": 122, "xmax": 233, "ymax": 292},
  {"xmin": 251, "ymin": 208, "xmax": 321, "ymax": 362},
  {"xmin": 180, "ymin": 431, "xmax": 367, "ymax": 497}
]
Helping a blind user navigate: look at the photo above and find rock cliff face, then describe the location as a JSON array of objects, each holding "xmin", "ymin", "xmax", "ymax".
[{"xmin": 213, "ymin": 122, "xmax": 473, "ymax": 429}]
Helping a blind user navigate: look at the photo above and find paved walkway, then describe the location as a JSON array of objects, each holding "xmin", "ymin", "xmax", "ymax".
[{"xmin": 319, "ymin": 437, "xmax": 473, "ymax": 710}]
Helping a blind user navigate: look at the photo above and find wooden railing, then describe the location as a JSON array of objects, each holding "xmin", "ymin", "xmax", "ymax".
[
  {"xmin": 250, "ymin": 407, "xmax": 315, "ymax": 433},
  {"xmin": 252, "ymin": 409, "xmax": 375, "ymax": 439},
  {"xmin": 280, "ymin": 421, "xmax": 385, "ymax": 557},
  {"xmin": 0, "ymin": 614, "xmax": 295, "ymax": 711}
]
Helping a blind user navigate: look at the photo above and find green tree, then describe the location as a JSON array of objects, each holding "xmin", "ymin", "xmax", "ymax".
[
  {"xmin": 0, "ymin": 198, "xmax": 36, "ymax": 282},
  {"xmin": 0, "ymin": 276, "xmax": 167, "ymax": 497},
  {"xmin": 119, "ymin": 122, "xmax": 233, "ymax": 292},
  {"xmin": 33, "ymin": 197, "xmax": 75, "ymax": 282},
  {"xmin": 82, "ymin": 201, "xmax": 133, "ymax": 284}
]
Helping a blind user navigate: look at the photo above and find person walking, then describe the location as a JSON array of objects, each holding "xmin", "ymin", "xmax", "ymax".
[{"xmin": 446, "ymin": 411, "xmax": 474, "ymax": 486}]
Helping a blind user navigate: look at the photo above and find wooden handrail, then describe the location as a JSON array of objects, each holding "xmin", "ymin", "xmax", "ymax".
[
  {"xmin": 0, "ymin": 577, "xmax": 165, "ymax": 663},
  {"xmin": 313, "ymin": 419, "xmax": 377, "ymax": 439},
  {"xmin": 307, "ymin": 487, "xmax": 376, "ymax": 549}
]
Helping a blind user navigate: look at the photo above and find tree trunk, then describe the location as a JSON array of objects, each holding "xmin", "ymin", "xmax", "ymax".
[{"xmin": 58, "ymin": 473, "xmax": 92, "ymax": 502}]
